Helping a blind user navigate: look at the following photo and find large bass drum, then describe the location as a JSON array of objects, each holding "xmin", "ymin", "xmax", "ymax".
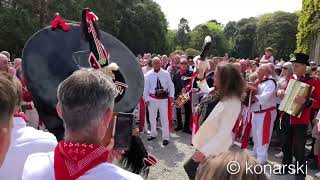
[{"xmin": 22, "ymin": 24, "xmax": 144, "ymax": 139}]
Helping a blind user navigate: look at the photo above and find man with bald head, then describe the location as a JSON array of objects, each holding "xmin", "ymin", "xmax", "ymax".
[
  {"xmin": 144, "ymin": 57, "xmax": 174, "ymax": 146},
  {"xmin": 161, "ymin": 55, "xmax": 170, "ymax": 70},
  {"xmin": 0, "ymin": 54, "xmax": 9, "ymax": 72},
  {"xmin": 251, "ymin": 63, "xmax": 277, "ymax": 164}
]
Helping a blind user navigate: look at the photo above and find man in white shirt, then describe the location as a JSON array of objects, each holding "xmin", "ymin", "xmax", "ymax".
[
  {"xmin": 144, "ymin": 57, "xmax": 174, "ymax": 146},
  {"xmin": 22, "ymin": 69, "xmax": 143, "ymax": 180},
  {"xmin": 251, "ymin": 64, "xmax": 277, "ymax": 164},
  {"xmin": 0, "ymin": 76, "xmax": 57, "ymax": 180}
]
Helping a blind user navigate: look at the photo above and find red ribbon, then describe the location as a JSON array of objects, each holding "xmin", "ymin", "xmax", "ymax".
[
  {"xmin": 168, "ymin": 98, "xmax": 173, "ymax": 133},
  {"xmin": 262, "ymin": 107, "xmax": 276, "ymax": 145},
  {"xmin": 240, "ymin": 112, "xmax": 252, "ymax": 149},
  {"xmin": 51, "ymin": 15, "xmax": 69, "ymax": 32},
  {"xmin": 139, "ymin": 98, "xmax": 146, "ymax": 132},
  {"xmin": 192, "ymin": 112, "xmax": 199, "ymax": 137}
]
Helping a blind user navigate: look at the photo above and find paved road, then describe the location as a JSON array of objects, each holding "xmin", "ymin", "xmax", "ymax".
[{"xmin": 141, "ymin": 130, "xmax": 318, "ymax": 180}]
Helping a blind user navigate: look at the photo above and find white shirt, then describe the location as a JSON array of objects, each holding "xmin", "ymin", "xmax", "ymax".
[
  {"xmin": 22, "ymin": 152, "xmax": 143, "ymax": 180},
  {"xmin": 142, "ymin": 66, "xmax": 152, "ymax": 75},
  {"xmin": 192, "ymin": 96, "xmax": 242, "ymax": 157},
  {"xmin": 261, "ymin": 55, "xmax": 275, "ymax": 64},
  {"xmin": 252, "ymin": 79, "xmax": 277, "ymax": 112},
  {"xmin": 143, "ymin": 69, "xmax": 174, "ymax": 102},
  {"xmin": 0, "ymin": 117, "xmax": 57, "ymax": 180}
]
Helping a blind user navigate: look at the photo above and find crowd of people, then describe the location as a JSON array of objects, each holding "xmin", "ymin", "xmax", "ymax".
[
  {"xmin": 138, "ymin": 47, "xmax": 320, "ymax": 180},
  {"xmin": 0, "ymin": 46, "xmax": 320, "ymax": 180}
]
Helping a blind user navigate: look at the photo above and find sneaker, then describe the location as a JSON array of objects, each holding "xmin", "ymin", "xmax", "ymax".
[
  {"xmin": 274, "ymin": 151, "xmax": 283, "ymax": 158},
  {"xmin": 147, "ymin": 136, "xmax": 156, "ymax": 141},
  {"xmin": 163, "ymin": 140, "xmax": 169, "ymax": 146}
]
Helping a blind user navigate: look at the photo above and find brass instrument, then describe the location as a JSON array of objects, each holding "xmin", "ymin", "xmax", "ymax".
[{"xmin": 175, "ymin": 92, "xmax": 190, "ymax": 109}]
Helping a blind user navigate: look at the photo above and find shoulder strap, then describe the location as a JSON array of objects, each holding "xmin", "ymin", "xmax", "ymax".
[{"xmin": 260, "ymin": 78, "xmax": 277, "ymax": 89}]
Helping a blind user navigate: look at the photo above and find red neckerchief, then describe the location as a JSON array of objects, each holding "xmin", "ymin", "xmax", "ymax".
[
  {"xmin": 54, "ymin": 140, "xmax": 109, "ymax": 180},
  {"xmin": 14, "ymin": 111, "xmax": 29, "ymax": 123},
  {"xmin": 264, "ymin": 55, "xmax": 271, "ymax": 60},
  {"xmin": 180, "ymin": 69, "xmax": 187, "ymax": 75}
]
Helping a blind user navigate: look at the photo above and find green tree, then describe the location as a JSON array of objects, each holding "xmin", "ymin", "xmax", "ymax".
[
  {"xmin": 177, "ymin": 18, "xmax": 191, "ymax": 49},
  {"xmin": 233, "ymin": 17, "xmax": 258, "ymax": 58},
  {"xmin": 256, "ymin": 11, "xmax": 298, "ymax": 60},
  {"xmin": 117, "ymin": 0, "xmax": 168, "ymax": 55},
  {"xmin": 296, "ymin": 0, "xmax": 320, "ymax": 54},
  {"xmin": 0, "ymin": 0, "xmax": 169, "ymax": 56},
  {"xmin": 185, "ymin": 48, "xmax": 200, "ymax": 57},
  {"xmin": 189, "ymin": 22, "xmax": 227, "ymax": 56},
  {"xmin": 165, "ymin": 29, "xmax": 178, "ymax": 54}
]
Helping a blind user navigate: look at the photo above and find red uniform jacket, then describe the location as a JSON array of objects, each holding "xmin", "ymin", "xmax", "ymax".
[{"xmin": 287, "ymin": 75, "xmax": 320, "ymax": 125}]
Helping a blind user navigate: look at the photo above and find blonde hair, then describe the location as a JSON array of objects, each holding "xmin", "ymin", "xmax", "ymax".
[{"xmin": 196, "ymin": 151, "xmax": 267, "ymax": 180}]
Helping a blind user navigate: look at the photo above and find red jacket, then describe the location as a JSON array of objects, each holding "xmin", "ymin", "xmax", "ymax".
[{"xmin": 287, "ymin": 75, "xmax": 320, "ymax": 125}]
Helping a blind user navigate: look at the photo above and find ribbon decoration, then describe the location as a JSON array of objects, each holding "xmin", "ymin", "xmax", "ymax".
[{"xmin": 51, "ymin": 13, "xmax": 69, "ymax": 32}]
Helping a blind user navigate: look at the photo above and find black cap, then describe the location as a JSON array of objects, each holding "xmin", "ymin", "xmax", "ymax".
[{"xmin": 289, "ymin": 53, "xmax": 310, "ymax": 66}]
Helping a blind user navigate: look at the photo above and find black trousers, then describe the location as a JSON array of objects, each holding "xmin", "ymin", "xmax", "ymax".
[
  {"xmin": 281, "ymin": 113, "xmax": 308, "ymax": 177},
  {"xmin": 176, "ymin": 100, "xmax": 192, "ymax": 130}
]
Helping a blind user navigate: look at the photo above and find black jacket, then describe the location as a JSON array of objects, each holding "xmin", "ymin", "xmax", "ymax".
[{"xmin": 172, "ymin": 69, "xmax": 193, "ymax": 97}]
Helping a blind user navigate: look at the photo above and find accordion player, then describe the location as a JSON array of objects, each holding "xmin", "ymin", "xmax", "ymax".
[{"xmin": 278, "ymin": 79, "xmax": 313, "ymax": 117}]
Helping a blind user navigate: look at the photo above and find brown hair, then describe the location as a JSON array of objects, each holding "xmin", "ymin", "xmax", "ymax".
[
  {"xmin": 216, "ymin": 62, "xmax": 245, "ymax": 99},
  {"xmin": 0, "ymin": 72, "xmax": 20, "ymax": 126},
  {"xmin": 196, "ymin": 151, "xmax": 267, "ymax": 180},
  {"xmin": 265, "ymin": 47, "xmax": 273, "ymax": 52}
]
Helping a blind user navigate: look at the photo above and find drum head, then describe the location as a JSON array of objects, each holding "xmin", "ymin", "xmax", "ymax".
[{"xmin": 22, "ymin": 24, "xmax": 144, "ymax": 113}]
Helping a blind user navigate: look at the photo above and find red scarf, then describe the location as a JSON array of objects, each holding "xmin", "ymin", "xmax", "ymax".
[
  {"xmin": 264, "ymin": 55, "xmax": 271, "ymax": 60},
  {"xmin": 180, "ymin": 69, "xmax": 187, "ymax": 75},
  {"xmin": 54, "ymin": 141, "xmax": 109, "ymax": 180},
  {"xmin": 14, "ymin": 111, "xmax": 29, "ymax": 123}
]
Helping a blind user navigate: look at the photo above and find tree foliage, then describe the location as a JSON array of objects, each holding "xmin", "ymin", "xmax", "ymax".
[
  {"xmin": 256, "ymin": 11, "xmax": 298, "ymax": 60},
  {"xmin": 185, "ymin": 48, "xmax": 200, "ymax": 57},
  {"xmin": 232, "ymin": 17, "xmax": 258, "ymax": 58},
  {"xmin": 0, "ymin": 0, "xmax": 168, "ymax": 56},
  {"xmin": 177, "ymin": 18, "xmax": 191, "ymax": 49},
  {"xmin": 296, "ymin": 0, "xmax": 320, "ymax": 54},
  {"xmin": 189, "ymin": 22, "xmax": 227, "ymax": 56}
]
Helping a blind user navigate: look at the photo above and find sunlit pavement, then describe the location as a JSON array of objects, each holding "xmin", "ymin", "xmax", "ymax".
[{"xmin": 141, "ymin": 130, "xmax": 317, "ymax": 180}]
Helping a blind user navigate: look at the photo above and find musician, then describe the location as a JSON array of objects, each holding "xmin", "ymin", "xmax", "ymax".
[
  {"xmin": 278, "ymin": 53, "xmax": 320, "ymax": 179},
  {"xmin": 172, "ymin": 58, "xmax": 193, "ymax": 134},
  {"xmin": 251, "ymin": 64, "xmax": 277, "ymax": 164},
  {"xmin": 260, "ymin": 47, "xmax": 275, "ymax": 64},
  {"xmin": 22, "ymin": 69, "xmax": 143, "ymax": 180},
  {"xmin": 144, "ymin": 57, "xmax": 174, "ymax": 146}
]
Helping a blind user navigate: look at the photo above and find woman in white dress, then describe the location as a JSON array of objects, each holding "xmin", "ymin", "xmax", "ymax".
[{"xmin": 184, "ymin": 61, "xmax": 245, "ymax": 179}]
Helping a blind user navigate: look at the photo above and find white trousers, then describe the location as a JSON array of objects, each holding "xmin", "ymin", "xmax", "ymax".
[
  {"xmin": 251, "ymin": 109, "xmax": 276, "ymax": 163},
  {"xmin": 148, "ymin": 99, "xmax": 170, "ymax": 140}
]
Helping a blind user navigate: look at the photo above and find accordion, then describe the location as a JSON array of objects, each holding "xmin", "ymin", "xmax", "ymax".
[{"xmin": 279, "ymin": 79, "xmax": 313, "ymax": 117}]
